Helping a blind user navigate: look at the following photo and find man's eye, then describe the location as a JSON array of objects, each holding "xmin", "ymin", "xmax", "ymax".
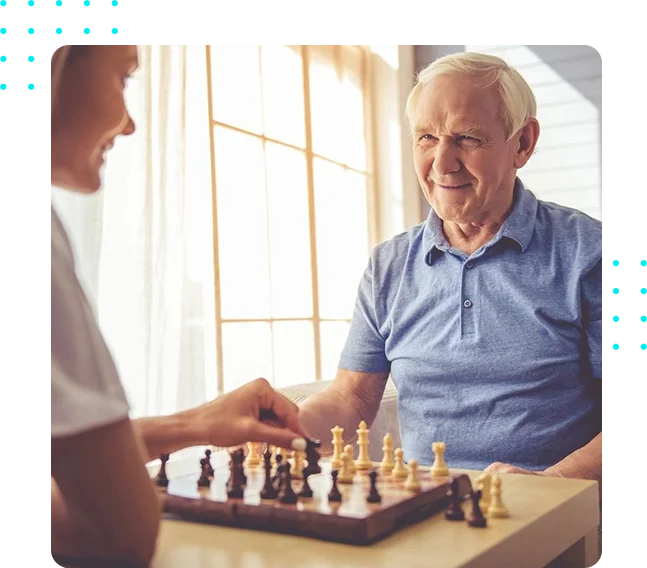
[
  {"xmin": 457, "ymin": 136, "xmax": 478, "ymax": 143},
  {"xmin": 420, "ymin": 134, "xmax": 435, "ymax": 141}
]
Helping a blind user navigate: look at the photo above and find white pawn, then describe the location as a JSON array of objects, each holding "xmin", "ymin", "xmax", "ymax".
[
  {"xmin": 338, "ymin": 452, "xmax": 354, "ymax": 484},
  {"xmin": 391, "ymin": 447, "xmax": 408, "ymax": 481},
  {"xmin": 331, "ymin": 426, "xmax": 344, "ymax": 470},
  {"xmin": 291, "ymin": 449, "xmax": 304, "ymax": 479},
  {"xmin": 430, "ymin": 441, "xmax": 449, "ymax": 477},
  {"xmin": 487, "ymin": 474, "xmax": 509, "ymax": 518},
  {"xmin": 477, "ymin": 472, "xmax": 491, "ymax": 511},
  {"xmin": 344, "ymin": 444, "xmax": 356, "ymax": 474},
  {"xmin": 380, "ymin": 433, "xmax": 394, "ymax": 474},
  {"xmin": 404, "ymin": 459, "xmax": 421, "ymax": 492}
]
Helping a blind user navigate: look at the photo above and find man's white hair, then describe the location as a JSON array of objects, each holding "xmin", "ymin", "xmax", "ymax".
[{"xmin": 405, "ymin": 52, "xmax": 537, "ymax": 141}]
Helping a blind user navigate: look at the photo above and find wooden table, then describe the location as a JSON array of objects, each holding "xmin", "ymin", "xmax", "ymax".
[{"xmin": 150, "ymin": 454, "xmax": 601, "ymax": 568}]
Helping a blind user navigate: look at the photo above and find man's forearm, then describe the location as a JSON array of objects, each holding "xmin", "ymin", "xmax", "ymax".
[
  {"xmin": 298, "ymin": 388, "xmax": 369, "ymax": 455},
  {"xmin": 133, "ymin": 408, "xmax": 206, "ymax": 463},
  {"xmin": 545, "ymin": 432, "xmax": 601, "ymax": 482}
]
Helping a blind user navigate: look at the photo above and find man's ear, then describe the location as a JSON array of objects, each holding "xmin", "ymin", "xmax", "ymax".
[{"xmin": 513, "ymin": 118, "xmax": 540, "ymax": 169}]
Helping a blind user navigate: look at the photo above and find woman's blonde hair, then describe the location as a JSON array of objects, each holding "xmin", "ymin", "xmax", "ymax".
[{"xmin": 405, "ymin": 52, "xmax": 537, "ymax": 140}]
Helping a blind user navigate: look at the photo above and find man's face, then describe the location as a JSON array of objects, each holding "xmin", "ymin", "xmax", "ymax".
[{"xmin": 411, "ymin": 74, "xmax": 521, "ymax": 225}]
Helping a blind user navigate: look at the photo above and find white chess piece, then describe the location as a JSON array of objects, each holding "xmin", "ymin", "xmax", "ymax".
[
  {"xmin": 344, "ymin": 444, "xmax": 356, "ymax": 474},
  {"xmin": 487, "ymin": 474, "xmax": 509, "ymax": 518},
  {"xmin": 391, "ymin": 447, "xmax": 408, "ymax": 480},
  {"xmin": 477, "ymin": 472, "xmax": 491, "ymax": 511},
  {"xmin": 338, "ymin": 452, "xmax": 354, "ymax": 484},
  {"xmin": 331, "ymin": 425, "xmax": 344, "ymax": 470},
  {"xmin": 246, "ymin": 442, "xmax": 261, "ymax": 468},
  {"xmin": 291, "ymin": 449, "xmax": 304, "ymax": 479},
  {"xmin": 355, "ymin": 420, "xmax": 372, "ymax": 470},
  {"xmin": 430, "ymin": 441, "xmax": 449, "ymax": 477},
  {"xmin": 404, "ymin": 459, "xmax": 421, "ymax": 492},
  {"xmin": 380, "ymin": 433, "xmax": 394, "ymax": 474}
]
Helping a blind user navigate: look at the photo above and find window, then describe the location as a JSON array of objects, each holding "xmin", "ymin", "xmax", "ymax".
[{"xmin": 205, "ymin": 46, "xmax": 378, "ymax": 394}]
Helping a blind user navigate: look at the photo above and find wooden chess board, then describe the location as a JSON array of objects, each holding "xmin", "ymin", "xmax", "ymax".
[{"xmin": 159, "ymin": 460, "xmax": 473, "ymax": 545}]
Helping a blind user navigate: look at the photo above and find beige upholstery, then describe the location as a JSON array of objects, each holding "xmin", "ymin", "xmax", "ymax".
[{"xmin": 278, "ymin": 379, "xmax": 400, "ymax": 462}]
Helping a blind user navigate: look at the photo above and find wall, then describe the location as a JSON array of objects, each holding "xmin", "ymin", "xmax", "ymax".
[{"xmin": 413, "ymin": 45, "xmax": 602, "ymax": 222}]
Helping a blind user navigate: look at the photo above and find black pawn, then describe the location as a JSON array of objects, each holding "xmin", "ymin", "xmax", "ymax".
[
  {"xmin": 366, "ymin": 470, "xmax": 381, "ymax": 503},
  {"xmin": 467, "ymin": 489, "xmax": 487, "ymax": 528},
  {"xmin": 227, "ymin": 450, "xmax": 245, "ymax": 498},
  {"xmin": 260, "ymin": 449, "xmax": 278, "ymax": 500},
  {"xmin": 272, "ymin": 454, "xmax": 283, "ymax": 488},
  {"xmin": 197, "ymin": 462, "xmax": 211, "ymax": 488},
  {"xmin": 328, "ymin": 470, "xmax": 342, "ymax": 503},
  {"xmin": 156, "ymin": 453, "xmax": 170, "ymax": 487},
  {"xmin": 279, "ymin": 465, "xmax": 298, "ymax": 504},
  {"xmin": 204, "ymin": 449, "xmax": 215, "ymax": 478},
  {"xmin": 298, "ymin": 469, "xmax": 313, "ymax": 498}
]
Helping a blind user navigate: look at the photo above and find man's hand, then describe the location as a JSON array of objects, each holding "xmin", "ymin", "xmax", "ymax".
[{"xmin": 484, "ymin": 462, "xmax": 550, "ymax": 476}]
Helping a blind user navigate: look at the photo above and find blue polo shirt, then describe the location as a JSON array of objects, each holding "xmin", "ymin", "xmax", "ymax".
[{"xmin": 339, "ymin": 178, "xmax": 601, "ymax": 471}]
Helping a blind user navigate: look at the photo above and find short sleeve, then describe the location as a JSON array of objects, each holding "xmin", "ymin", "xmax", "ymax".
[
  {"xmin": 338, "ymin": 256, "xmax": 390, "ymax": 373},
  {"xmin": 51, "ymin": 208, "xmax": 130, "ymax": 438},
  {"xmin": 581, "ymin": 258, "xmax": 601, "ymax": 379}
]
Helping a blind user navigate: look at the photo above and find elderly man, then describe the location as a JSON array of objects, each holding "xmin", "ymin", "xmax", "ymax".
[{"xmin": 299, "ymin": 52, "xmax": 601, "ymax": 483}]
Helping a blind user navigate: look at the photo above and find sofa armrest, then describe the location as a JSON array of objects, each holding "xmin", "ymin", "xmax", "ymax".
[{"xmin": 278, "ymin": 380, "xmax": 400, "ymax": 462}]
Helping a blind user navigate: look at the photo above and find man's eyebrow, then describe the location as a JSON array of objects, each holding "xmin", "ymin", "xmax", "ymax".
[{"xmin": 456, "ymin": 125, "xmax": 487, "ymax": 137}]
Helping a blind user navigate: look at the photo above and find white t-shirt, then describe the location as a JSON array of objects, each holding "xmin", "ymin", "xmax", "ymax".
[{"xmin": 51, "ymin": 205, "xmax": 130, "ymax": 437}]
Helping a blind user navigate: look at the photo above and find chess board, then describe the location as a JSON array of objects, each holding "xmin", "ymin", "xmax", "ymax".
[{"xmin": 159, "ymin": 459, "xmax": 473, "ymax": 545}]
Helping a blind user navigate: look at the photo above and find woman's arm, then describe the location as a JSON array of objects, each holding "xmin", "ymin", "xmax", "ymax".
[{"xmin": 51, "ymin": 418, "xmax": 161, "ymax": 567}]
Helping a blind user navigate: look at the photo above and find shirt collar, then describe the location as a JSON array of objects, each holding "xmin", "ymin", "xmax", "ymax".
[{"xmin": 422, "ymin": 177, "xmax": 538, "ymax": 263}]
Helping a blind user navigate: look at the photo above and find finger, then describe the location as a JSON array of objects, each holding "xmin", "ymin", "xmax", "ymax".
[
  {"xmin": 247, "ymin": 421, "xmax": 306, "ymax": 451},
  {"xmin": 259, "ymin": 389, "xmax": 309, "ymax": 438}
]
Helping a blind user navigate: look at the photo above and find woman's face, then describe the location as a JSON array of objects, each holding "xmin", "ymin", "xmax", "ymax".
[{"xmin": 51, "ymin": 45, "xmax": 139, "ymax": 193}]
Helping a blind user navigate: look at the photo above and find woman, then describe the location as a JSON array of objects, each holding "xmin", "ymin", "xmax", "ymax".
[{"xmin": 51, "ymin": 45, "xmax": 308, "ymax": 567}]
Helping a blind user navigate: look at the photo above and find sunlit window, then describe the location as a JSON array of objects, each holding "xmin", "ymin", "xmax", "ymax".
[{"xmin": 206, "ymin": 45, "xmax": 376, "ymax": 393}]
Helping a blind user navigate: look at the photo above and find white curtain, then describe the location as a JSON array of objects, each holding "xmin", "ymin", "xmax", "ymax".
[{"xmin": 52, "ymin": 45, "xmax": 217, "ymax": 419}]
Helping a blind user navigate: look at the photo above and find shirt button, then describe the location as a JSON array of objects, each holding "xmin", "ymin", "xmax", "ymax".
[
  {"xmin": 463, "ymin": 299, "xmax": 473, "ymax": 308},
  {"xmin": 466, "ymin": 261, "xmax": 474, "ymax": 269}
]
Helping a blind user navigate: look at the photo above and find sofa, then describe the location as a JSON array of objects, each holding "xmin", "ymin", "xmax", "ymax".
[{"xmin": 278, "ymin": 378, "xmax": 401, "ymax": 462}]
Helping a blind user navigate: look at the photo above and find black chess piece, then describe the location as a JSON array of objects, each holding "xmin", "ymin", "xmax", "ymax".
[
  {"xmin": 272, "ymin": 453, "xmax": 284, "ymax": 489},
  {"xmin": 303, "ymin": 438, "xmax": 322, "ymax": 476},
  {"xmin": 278, "ymin": 463, "xmax": 298, "ymax": 504},
  {"xmin": 204, "ymin": 449, "xmax": 215, "ymax": 478},
  {"xmin": 298, "ymin": 469, "xmax": 314, "ymax": 498},
  {"xmin": 366, "ymin": 470, "xmax": 381, "ymax": 503},
  {"xmin": 466, "ymin": 489, "xmax": 487, "ymax": 528},
  {"xmin": 197, "ymin": 462, "xmax": 211, "ymax": 488},
  {"xmin": 156, "ymin": 453, "xmax": 170, "ymax": 487},
  {"xmin": 328, "ymin": 470, "xmax": 342, "ymax": 503},
  {"xmin": 227, "ymin": 449, "xmax": 245, "ymax": 498},
  {"xmin": 444, "ymin": 477, "xmax": 465, "ymax": 521},
  {"xmin": 260, "ymin": 448, "xmax": 278, "ymax": 499}
]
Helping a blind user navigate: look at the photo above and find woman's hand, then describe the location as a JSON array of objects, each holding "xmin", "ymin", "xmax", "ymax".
[{"xmin": 187, "ymin": 378, "xmax": 310, "ymax": 450}]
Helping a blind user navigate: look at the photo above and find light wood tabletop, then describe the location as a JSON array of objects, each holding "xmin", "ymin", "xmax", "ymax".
[{"xmin": 150, "ymin": 453, "xmax": 601, "ymax": 568}]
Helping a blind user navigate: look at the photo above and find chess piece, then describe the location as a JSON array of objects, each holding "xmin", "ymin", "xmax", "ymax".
[
  {"xmin": 338, "ymin": 452, "xmax": 354, "ymax": 484},
  {"xmin": 197, "ymin": 462, "xmax": 211, "ymax": 488},
  {"xmin": 366, "ymin": 470, "xmax": 382, "ymax": 503},
  {"xmin": 260, "ymin": 448, "xmax": 278, "ymax": 499},
  {"xmin": 444, "ymin": 476, "xmax": 465, "ymax": 521},
  {"xmin": 487, "ymin": 474, "xmax": 509, "ymax": 518},
  {"xmin": 331, "ymin": 426, "xmax": 344, "ymax": 470},
  {"xmin": 303, "ymin": 438, "xmax": 322, "ymax": 476},
  {"xmin": 227, "ymin": 449, "xmax": 245, "ymax": 498},
  {"xmin": 201, "ymin": 449, "xmax": 215, "ymax": 478},
  {"xmin": 291, "ymin": 449, "xmax": 305, "ymax": 480},
  {"xmin": 272, "ymin": 453, "xmax": 284, "ymax": 488},
  {"xmin": 344, "ymin": 444, "xmax": 356, "ymax": 474},
  {"xmin": 477, "ymin": 472, "xmax": 491, "ymax": 511},
  {"xmin": 246, "ymin": 442, "xmax": 261, "ymax": 469},
  {"xmin": 298, "ymin": 469, "xmax": 314, "ymax": 498},
  {"xmin": 467, "ymin": 489, "xmax": 487, "ymax": 527},
  {"xmin": 156, "ymin": 453, "xmax": 170, "ymax": 487},
  {"xmin": 278, "ymin": 464, "xmax": 298, "ymax": 504},
  {"xmin": 404, "ymin": 459, "xmax": 421, "ymax": 492},
  {"xmin": 391, "ymin": 447, "xmax": 408, "ymax": 481},
  {"xmin": 430, "ymin": 441, "xmax": 449, "ymax": 477},
  {"xmin": 355, "ymin": 420, "xmax": 372, "ymax": 470},
  {"xmin": 380, "ymin": 433, "xmax": 394, "ymax": 474},
  {"xmin": 328, "ymin": 470, "xmax": 342, "ymax": 502}
]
